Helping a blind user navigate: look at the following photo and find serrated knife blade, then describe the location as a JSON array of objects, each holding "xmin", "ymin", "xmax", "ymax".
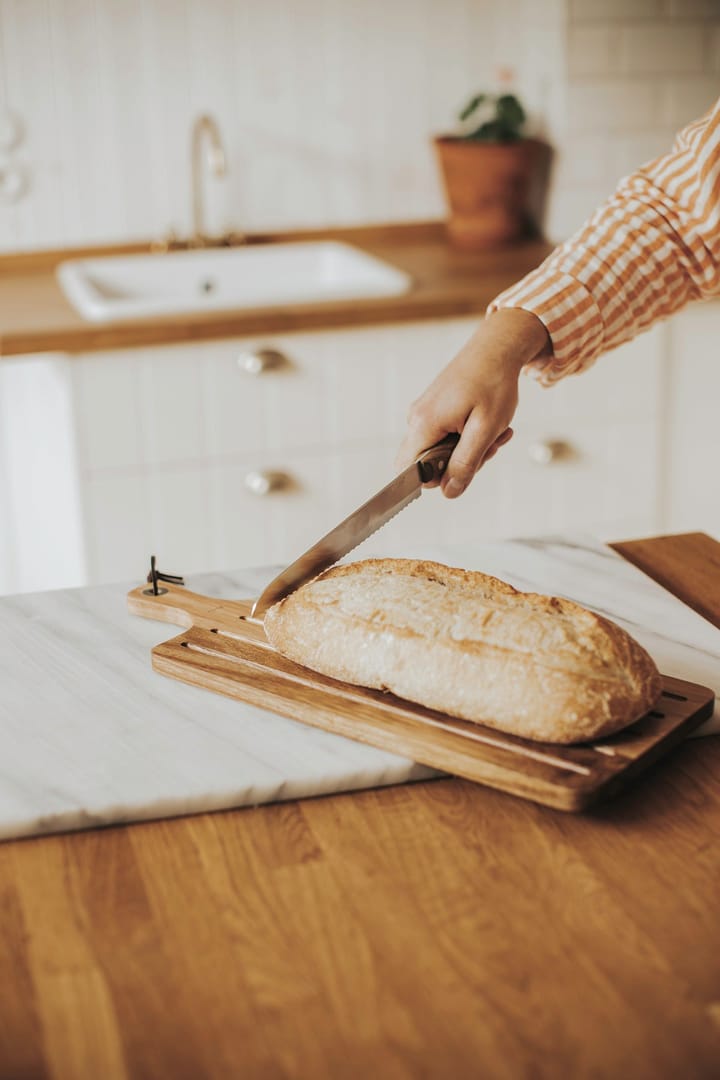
[{"xmin": 250, "ymin": 434, "xmax": 459, "ymax": 618}]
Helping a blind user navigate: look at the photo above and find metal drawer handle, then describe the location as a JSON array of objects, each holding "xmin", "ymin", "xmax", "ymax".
[
  {"xmin": 244, "ymin": 470, "xmax": 294, "ymax": 496},
  {"xmin": 237, "ymin": 348, "xmax": 290, "ymax": 376},
  {"xmin": 528, "ymin": 439, "xmax": 574, "ymax": 465}
]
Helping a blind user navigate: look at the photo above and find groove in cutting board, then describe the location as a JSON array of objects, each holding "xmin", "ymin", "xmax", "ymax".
[{"xmin": 128, "ymin": 583, "xmax": 715, "ymax": 812}]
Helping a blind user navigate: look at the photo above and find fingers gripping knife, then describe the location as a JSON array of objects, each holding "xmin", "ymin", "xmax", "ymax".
[{"xmin": 250, "ymin": 434, "xmax": 460, "ymax": 619}]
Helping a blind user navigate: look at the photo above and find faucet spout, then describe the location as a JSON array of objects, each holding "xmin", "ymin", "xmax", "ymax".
[{"xmin": 190, "ymin": 114, "xmax": 227, "ymax": 246}]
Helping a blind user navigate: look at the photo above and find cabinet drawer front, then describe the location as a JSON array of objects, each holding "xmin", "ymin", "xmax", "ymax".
[
  {"xmin": 202, "ymin": 320, "xmax": 476, "ymax": 456},
  {"xmin": 70, "ymin": 316, "xmax": 664, "ymax": 587},
  {"xmin": 83, "ymin": 450, "xmax": 386, "ymax": 583},
  {"xmin": 353, "ymin": 420, "xmax": 661, "ymax": 553},
  {"xmin": 80, "ymin": 409, "xmax": 660, "ymax": 586},
  {"xmin": 517, "ymin": 325, "xmax": 664, "ymax": 427},
  {"xmin": 667, "ymin": 305, "xmax": 720, "ymax": 537},
  {"xmin": 72, "ymin": 320, "xmax": 478, "ymax": 471},
  {"xmin": 203, "ymin": 331, "xmax": 392, "ymax": 458}
]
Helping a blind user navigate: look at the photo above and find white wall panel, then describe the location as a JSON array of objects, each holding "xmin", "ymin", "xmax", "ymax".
[
  {"xmin": 554, "ymin": 0, "xmax": 720, "ymax": 238},
  {"xmin": 0, "ymin": 0, "xmax": 567, "ymax": 250},
  {"xmin": 2, "ymin": 0, "xmax": 719, "ymax": 252},
  {"xmin": 0, "ymin": 354, "xmax": 87, "ymax": 591},
  {"xmin": 0, "ymin": 0, "xmax": 64, "ymax": 249},
  {"xmin": 666, "ymin": 304, "xmax": 720, "ymax": 540}
]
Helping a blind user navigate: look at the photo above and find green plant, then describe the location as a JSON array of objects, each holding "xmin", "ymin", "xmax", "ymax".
[{"xmin": 458, "ymin": 92, "xmax": 526, "ymax": 142}]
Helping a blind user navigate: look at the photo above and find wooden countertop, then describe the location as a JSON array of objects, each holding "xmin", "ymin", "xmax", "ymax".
[
  {"xmin": 2, "ymin": 532, "xmax": 719, "ymax": 1079},
  {"xmin": 0, "ymin": 222, "xmax": 552, "ymax": 357}
]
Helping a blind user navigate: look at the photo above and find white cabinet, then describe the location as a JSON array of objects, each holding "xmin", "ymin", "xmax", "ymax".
[
  {"xmin": 0, "ymin": 354, "xmax": 87, "ymax": 593},
  {"xmin": 509, "ymin": 323, "xmax": 666, "ymax": 540},
  {"xmin": 69, "ymin": 322, "xmax": 477, "ymax": 583},
  {"xmin": 666, "ymin": 304, "xmax": 720, "ymax": 540},
  {"xmin": 70, "ymin": 318, "xmax": 666, "ymax": 585},
  {"xmin": 0, "ymin": 316, "xmax": 670, "ymax": 593}
]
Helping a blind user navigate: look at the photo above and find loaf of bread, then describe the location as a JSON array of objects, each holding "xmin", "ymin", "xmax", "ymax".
[{"xmin": 263, "ymin": 558, "xmax": 662, "ymax": 744}]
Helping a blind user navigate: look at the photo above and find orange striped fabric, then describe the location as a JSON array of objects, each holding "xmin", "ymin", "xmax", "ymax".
[{"xmin": 488, "ymin": 98, "xmax": 720, "ymax": 385}]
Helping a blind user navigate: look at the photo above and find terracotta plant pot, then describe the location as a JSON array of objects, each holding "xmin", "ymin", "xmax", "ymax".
[{"xmin": 434, "ymin": 135, "xmax": 549, "ymax": 251}]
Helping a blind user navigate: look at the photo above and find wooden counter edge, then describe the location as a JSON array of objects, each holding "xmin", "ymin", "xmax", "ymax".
[
  {"xmin": 0, "ymin": 293, "xmax": 498, "ymax": 358},
  {"xmin": 0, "ymin": 223, "xmax": 553, "ymax": 358}
]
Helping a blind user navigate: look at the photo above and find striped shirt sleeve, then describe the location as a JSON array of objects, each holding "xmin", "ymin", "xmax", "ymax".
[{"xmin": 488, "ymin": 98, "xmax": 720, "ymax": 385}]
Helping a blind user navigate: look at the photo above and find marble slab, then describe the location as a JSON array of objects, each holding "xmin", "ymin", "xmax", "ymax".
[{"xmin": 0, "ymin": 536, "xmax": 717, "ymax": 841}]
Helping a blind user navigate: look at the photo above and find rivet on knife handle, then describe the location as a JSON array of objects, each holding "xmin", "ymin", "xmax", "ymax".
[{"xmin": 417, "ymin": 433, "xmax": 460, "ymax": 484}]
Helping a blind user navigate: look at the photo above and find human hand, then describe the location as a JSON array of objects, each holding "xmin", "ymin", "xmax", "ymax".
[{"xmin": 396, "ymin": 308, "xmax": 551, "ymax": 498}]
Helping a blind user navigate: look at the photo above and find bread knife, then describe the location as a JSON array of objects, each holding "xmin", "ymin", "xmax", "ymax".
[{"xmin": 251, "ymin": 434, "xmax": 459, "ymax": 618}]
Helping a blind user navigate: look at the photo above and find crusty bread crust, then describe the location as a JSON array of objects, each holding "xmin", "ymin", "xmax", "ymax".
[{"xmin": 263, "ymin": 558, "xmax": 662, "ymax": 744}]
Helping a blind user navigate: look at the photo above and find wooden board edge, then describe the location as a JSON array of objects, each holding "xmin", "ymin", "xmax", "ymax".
[
  {"xmin": 576, "ymin": 693, "xmax": 715, "ymax": 809},
  {"xmin": 127, "ymin": 583, "xmax": 252, "ymax": 632},
  {"xmin": 150, "ymin": 644, "xmax": 621, "ymax": 813}
]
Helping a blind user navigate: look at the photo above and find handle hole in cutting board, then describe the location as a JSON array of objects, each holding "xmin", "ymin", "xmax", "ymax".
[{"xmin": 661, "ymin": 690, "xmax": 688, "ymax": 702}]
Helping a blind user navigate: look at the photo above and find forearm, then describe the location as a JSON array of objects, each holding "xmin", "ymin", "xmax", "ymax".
[
  {"xmin": 394, "ymin": 98, "xmax": 720, "ymax": 497},
  {"xmin": 490, "ymin": 98, "xmax": 720, "ymax": 384}
]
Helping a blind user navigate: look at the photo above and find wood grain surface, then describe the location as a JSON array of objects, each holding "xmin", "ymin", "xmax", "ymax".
[
  {"xmin": 0, "ymin": 222, "xmax": 552, "ymax": 357},
  {"xmin": 127, "ymin": 585, "xmax": 715, "ymax": 813},
  {"xmin": 2, "ymin": 533, "xmax": 719, "ymax": 1080}
]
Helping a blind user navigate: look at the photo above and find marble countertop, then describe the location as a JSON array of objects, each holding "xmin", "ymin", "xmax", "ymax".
[{"xmin": 1, "ymin": 535, "xmax": 717, "ymax": 842}]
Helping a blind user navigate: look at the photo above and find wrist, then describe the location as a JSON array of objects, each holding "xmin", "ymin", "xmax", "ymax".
[{"xmin": 484, "ymin": 307, "xmax": 552, "ymax": 374}]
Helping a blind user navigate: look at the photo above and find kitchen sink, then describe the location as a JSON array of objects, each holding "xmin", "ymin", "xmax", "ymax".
[{"xmin": 56, "ymin": 240, "xmax": 413, "ymax": 322}]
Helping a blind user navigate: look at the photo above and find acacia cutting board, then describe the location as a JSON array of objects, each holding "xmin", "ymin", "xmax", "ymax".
[{"xmin": 128, "ymin": 582, "xmax": 715, "ymax": 812}]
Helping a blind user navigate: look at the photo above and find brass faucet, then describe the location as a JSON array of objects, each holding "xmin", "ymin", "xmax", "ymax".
[
  {"xmin": 151, "ymin": 115, "xmax": 246, "ymax": 251},
  {"xmin": 190, "ymin": 114, "xmax": 228, "ymax": 247}
]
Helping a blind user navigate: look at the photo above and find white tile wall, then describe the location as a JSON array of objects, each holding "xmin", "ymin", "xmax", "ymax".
[
  {"xmin": 555, "ymin": 0, "xmax": 720, "ymax": 237},
  {"xmin": 0, "ymin": 0, "xmax": 565, "ymax": 251},
  {"xmin": 567, "ymin": 26, "xmax": 617, "ymax": 77},
  {"xmin": 662, "ymin": 76, "xmax": 720, "ymax": 126},
  {"xmin": 565, "ymin": 81, "xmax": 662, "ymax": 133},
  {"xmin": 617, "ymin": 24, "xmax": 705, "ymax": 73},
  {"xmin": 0, "ymin": 0, "xmax": 717, "ymax": 249}
]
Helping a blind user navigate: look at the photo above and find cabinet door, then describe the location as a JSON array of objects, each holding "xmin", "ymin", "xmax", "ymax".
[
  {"xmin": 72, "ymin": 329, "xmax": 403, "ymax": 469},
  {"xmin": 509, "ymin": 326, "xmax": 665, "ymax": 540},
  {"xmin": 69, "ymin": 315, "xmax": 665, "ymax": 587},
  {"xmin": 516, "ymin": 324, "xmax": 664, "ymax": 429},
  {"xmin": 82, "ymin": 449, "xmax": 382, "ymax": 581},
  {"xmin": 70, "ymin": 322, "xmax": 472, "ymax": 582},
  {"xmin": 335, "ymin": 425, "xmax": 660, "ymax": 558},
  {"xmin": 0, "ymin": 354, "xmax": 87, "ymax": 593},
  {"xmin": 377, "ymin": 319, "xmax": 664, "ymax": 543},
  {"xmin": 666, "ymin": 304, "xmax": 720, "ymax": 539}
]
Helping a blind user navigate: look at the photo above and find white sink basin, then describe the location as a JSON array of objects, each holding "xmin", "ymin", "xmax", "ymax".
[{"xmin": 56, "ymin": 241, "xmax": 412, "ymax": 323}]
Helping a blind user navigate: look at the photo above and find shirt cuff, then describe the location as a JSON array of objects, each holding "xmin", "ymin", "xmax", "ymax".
[{"xmin": 487, "ymin": 265, "xmax": 606, "ymax": 385}]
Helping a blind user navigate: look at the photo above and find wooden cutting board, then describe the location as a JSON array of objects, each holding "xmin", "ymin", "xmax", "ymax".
[{"xmin": 128, "ymin": 581, "xmax": 715, "ymax": 812}]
